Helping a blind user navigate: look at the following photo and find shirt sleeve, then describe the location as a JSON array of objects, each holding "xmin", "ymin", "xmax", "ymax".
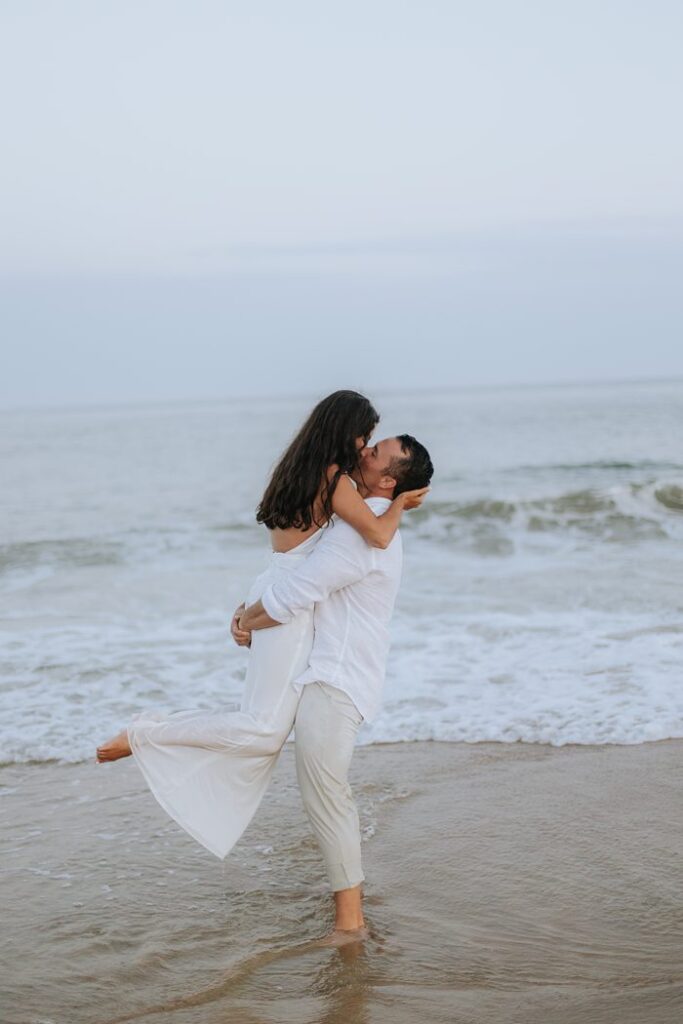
[{"xmin": 261, "ymin": 520, "xmax": 374, "ymax": 624}]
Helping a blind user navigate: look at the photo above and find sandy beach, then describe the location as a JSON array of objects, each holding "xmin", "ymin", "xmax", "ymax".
[{"xmin": 1, "ymin": 738, "xmax": 681, "ymax": 1024}]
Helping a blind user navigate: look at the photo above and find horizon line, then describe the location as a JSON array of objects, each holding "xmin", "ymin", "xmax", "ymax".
[{"xmin": 1, "ymin": 373, "xmax": 681, "ymax": 416}]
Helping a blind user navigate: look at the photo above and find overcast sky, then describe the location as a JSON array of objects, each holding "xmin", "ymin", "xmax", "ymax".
[{"xmin": 2, "ymin": 1, "xmax": 682, "ymax": 407}]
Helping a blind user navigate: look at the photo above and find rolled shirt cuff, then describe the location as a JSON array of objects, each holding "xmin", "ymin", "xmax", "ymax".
[{"xmin": 260, "ymin": 584, "xmax": 294, "ymax": 624}]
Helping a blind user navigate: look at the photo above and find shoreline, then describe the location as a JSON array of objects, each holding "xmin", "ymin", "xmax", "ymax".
[{"xmin": 5, "ymin": 729, "xmax": 683, "ymax": 771}]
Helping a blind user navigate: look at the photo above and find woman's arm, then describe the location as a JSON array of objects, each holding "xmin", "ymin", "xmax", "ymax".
[{"xmin": 330, "ymin": 472, "xmax": 427, "ymax": 549}]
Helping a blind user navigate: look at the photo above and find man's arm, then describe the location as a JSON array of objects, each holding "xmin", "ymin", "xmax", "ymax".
[
  {"xmin": 239, "ymin": 599, "xmax": 280, "ymax": 631},
  {"xmin": 230, "ymin": 602, "xmax": 252, "ymax": 645},
  {"xmin": 240, "ymin": 521, "xmax": 373, "ymax": 632}
]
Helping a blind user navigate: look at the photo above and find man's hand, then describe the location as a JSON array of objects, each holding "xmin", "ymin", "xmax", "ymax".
[
  {"xmin": 230, "ymin": 603, "xmax": 252, "ymax": 647},
  {"xmin": 239, "ymin": 599, "xmax": 281, "ymax": 632}
]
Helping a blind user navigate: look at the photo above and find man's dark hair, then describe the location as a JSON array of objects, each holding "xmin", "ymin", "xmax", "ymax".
[{"xmin": 386, "ymin": 434, "xmax": 434, "ymax": 498}]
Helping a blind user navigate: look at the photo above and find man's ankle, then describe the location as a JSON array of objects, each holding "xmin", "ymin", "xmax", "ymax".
[
  {"xmin": 335, "ymin": 916, "xmax": 366, "ymax": 931},
  {"xmin": 332, "ymin": 884, "xmax": 365, "ymax": 930}
]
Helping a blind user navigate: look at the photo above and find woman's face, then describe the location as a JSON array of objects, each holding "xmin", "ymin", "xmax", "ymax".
[{"xmin": 355, "ymin": 434, "xmax": 371, "ymax": 453}]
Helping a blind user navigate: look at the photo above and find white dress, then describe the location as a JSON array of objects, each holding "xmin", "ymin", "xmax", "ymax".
[{"xmin": 126, "ymin": 528, "xmax": 323, "ymax": 859}]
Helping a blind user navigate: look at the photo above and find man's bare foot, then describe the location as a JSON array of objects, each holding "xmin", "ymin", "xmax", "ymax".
[
  {"xmin": 313, "ymin": 925, "xmax": 370, "ymax": 948},
  {"xmin": 96, "ymin": 729, "xmax": 132, "ymax": 763}
]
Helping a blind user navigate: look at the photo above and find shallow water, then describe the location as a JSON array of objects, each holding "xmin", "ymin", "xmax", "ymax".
[
  {"xmin": 1, "ymin": 379, "xmax": 683, "ymax": 763},
  {"xmin": 2, "ymin": 741, "xmax": 682, "ymax": 1024}
]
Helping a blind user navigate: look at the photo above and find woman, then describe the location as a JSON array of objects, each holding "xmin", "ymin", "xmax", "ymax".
[{"xmin": 95, "ymin": 390, "xmax": 426, "ymax": 860}]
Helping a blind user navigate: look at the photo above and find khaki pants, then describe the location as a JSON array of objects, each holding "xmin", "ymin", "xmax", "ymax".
[{"xmin": 294, "ymin": 681, "xmax": 365, "ymax": 892}]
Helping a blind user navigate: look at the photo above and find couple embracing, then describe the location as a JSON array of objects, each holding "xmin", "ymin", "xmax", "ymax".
[{"xmin": 97, "ymin": 390, "xmax": 434, "ymax": 945}]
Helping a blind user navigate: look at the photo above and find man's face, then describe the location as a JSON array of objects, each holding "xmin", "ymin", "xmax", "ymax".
[{"xmin": 353, "ymin": 436, "xmax": 405, "ymax": 494}]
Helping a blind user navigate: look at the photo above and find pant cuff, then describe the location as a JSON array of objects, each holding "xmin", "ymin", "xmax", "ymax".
[{"xmin": 327, "ymin": 861, "xmax": 365, "ymax": 891}]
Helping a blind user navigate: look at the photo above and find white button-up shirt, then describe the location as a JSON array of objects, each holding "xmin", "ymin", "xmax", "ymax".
[{"xmin": 260, "ymin": 496, "xmax": 403, "ymax": 723}]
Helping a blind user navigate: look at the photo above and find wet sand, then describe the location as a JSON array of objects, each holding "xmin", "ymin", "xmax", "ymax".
[{"xmin": 1, "ymin": 739, "xmax": 682, "ymax": 1024}]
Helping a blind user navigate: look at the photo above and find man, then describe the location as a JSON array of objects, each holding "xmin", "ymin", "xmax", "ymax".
[{"xmin": 234, "ymin": 434, "xmax": 434, "ymax": 945}]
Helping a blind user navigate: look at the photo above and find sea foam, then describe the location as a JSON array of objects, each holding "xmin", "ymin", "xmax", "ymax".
[{"xmin": 1, "ymin": 383, "xmax": 682, "ymax": 762}]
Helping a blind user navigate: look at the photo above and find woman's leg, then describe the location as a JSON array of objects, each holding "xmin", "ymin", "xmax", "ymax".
[
  {"xmin": 96, "ymin": 612, "xmax": 310, "ymax": 761},
  {"xmin": 123, "ymin": 680, "xmax": 305, "ymax": 859},
  {"xmin": 100, "ymin": 606, "xmax": 314, "ymax": 860}
]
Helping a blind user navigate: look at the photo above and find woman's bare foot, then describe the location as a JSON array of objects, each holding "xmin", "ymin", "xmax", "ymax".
[{"xmin": 96, "ymin": 729, "xmax": 132, "ymax": 763}]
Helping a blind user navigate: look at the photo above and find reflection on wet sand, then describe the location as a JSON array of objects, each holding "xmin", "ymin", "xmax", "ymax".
[{"xmin": 2, "ymin": 740, "xmax": 682, "ymax": 1024}]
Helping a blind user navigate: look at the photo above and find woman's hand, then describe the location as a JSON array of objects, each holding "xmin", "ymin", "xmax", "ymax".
[
  {"xmin": 230, "ymin": 603, "xmax": 252, "ymax": 647},
  {"xmin": 398, "ymin": 486, "xmax": 430, "ymax": 511}
]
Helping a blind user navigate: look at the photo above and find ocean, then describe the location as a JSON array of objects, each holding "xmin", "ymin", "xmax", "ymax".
[{"xmin": 1, "ymin": 379, "xmax": 682, "ymax": 764}]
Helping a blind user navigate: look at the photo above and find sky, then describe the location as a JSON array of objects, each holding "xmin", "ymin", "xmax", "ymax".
[{"xmin": 1, "ymin": 1, "xmax": 682, "ymax": 407}]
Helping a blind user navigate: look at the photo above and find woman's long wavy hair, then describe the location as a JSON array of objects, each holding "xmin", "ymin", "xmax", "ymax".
[{"xmin": 256, "ymin": 390, "xmax": 379, "ymax": 531}]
